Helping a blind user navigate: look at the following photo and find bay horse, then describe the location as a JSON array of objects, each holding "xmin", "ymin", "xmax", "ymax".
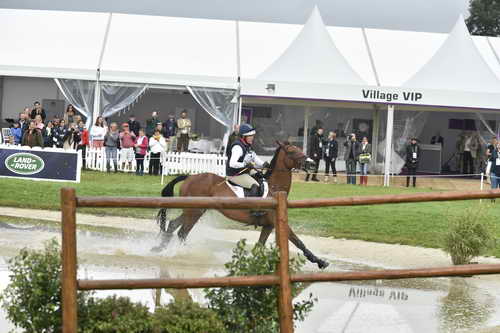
[{"xmin": 151, "ymin": 141, "xmax": 329, "ymax": 269}]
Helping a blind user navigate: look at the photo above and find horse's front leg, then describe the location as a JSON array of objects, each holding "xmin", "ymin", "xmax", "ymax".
[
  {"xmin": 288, "ymin": 227, "xmax": 329, "ymax": 269},
  {"xmin": 258, "ymin": 225, "xmax": 274, "ymax": 245}
]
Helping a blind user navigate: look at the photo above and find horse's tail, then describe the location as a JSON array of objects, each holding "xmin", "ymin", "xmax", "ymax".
[{"xmin": 156, "ymin": 175, "xmax": 189, "ymax": 231}]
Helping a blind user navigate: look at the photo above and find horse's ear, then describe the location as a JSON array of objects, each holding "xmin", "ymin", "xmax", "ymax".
[{"xmin": 276, "ymin": 140, "xmax": 284, "ymax": 147}]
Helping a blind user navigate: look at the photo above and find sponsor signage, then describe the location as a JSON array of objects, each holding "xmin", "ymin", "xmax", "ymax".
[{"xmin": 0, "ymin": 146, "xmax": 80, "ymax": 182}]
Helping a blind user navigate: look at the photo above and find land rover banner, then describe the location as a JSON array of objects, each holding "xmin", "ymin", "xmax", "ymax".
[{"xmin": 0, "ymin": 146, "xmax": 80, "ymax": 182}]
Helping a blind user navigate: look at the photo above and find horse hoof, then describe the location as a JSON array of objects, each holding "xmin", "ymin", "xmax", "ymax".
[
  {"xmin": 150, "ymin": 245, "xmax": 164, "ymax": 253},
  {"xmin": 318, "ymin": 260, "xmax": 329, "ymax": 270}
]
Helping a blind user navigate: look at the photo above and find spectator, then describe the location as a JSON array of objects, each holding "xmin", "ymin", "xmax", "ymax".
[
  {"xmin": 10, "ymin": 123, "xmax": 22, "ymax": 145},
  {"xmin": 30, "ymin": 101, "xmax": 46, "ymax": 122},
  {"xmin": 73, "ymin": 114, "xmax": 82, "ymax": 126},
  {"xmin": 309, "ymin": 120, "xmax": 323, "ymax": 137},
  {"xmin": 22, "ymin": 121, "xmax": 43, "ymax": 148},
  {"xmin": 146, "ymin": 111, "xmax": 160, "ymax": 137},
  {"xmin": 344, "ymin": 133, "xmax": 360, "ymax": 185},
  {"xmin": 90, "ymin": 116, "xmax": 106, "ymax": 148},
  {"xmin": 104, "ymin": 122, "xmax": 120, "ymax": 173},
  {"xmin": 127, "ymin": 115, "xmax": 141, "ymax": 136},
  {"xmin": 405, "ymin": 137, "xmax": 420, "ymax": 188},
  {"xmin": 486, "ymin": 136, "xmax": 497, "ymax": 182},
  {"xmin": 489, "ymin": 141, "xmax": 500, "ymax": 191},
  {"xmin": 119, "ymin": 122, "xmax": 136, "ymax": 172},
  {"xmin": 149, "ymin": 129, "xmax": 166, "ymax": 176},
  {"xmin": 63, "ymin": 104, "xmax": 76, "ymax": 124},
  {"xmin": 42, "ymin": 121, "xmax": 55, "ymax": 147},
  {"xmin": 77, "ymin": 120, "xmax": 89, "ymax": 169},
  {"xmin": 53, "ymin": 119, "xmax": 68, "ymax": 148},
  {"xmin": 163, "ymin": 113, "xmax": 177, "ymax": 152},
  {"xmin": 225, "ymin": 124, "xmax": 240, "ymax": 156},
  {"xmin": 34, "ymin": 114, "xmax": 44, "ymax": 130},
  {"xmin": 134, "ymin": 129, "xmax": 148, "ymax": 176},
  {"xmin": 52, "ymin": 116, "xmax": 60, "ymax": 128},
  {"xmin": 358, "ymin": 137, "xmax": 372, "ymax": 186},
  {"xmin": 306, "ymin": 127, "xmax": 323, "ymax": 182},
  {"xmin": 324, "ymin": 131, "xmax": 338, "ymax": 183},
  {"xmin": 177, "ymin": 110, "xmax": 191, "ymax": 152},
  {"xmin": 18, "ymin": 112, "xmax": 29, "ymax": 141},
  {"xmin": 63, "ymin": 122, "xmax": 81, "ymax": 150}
]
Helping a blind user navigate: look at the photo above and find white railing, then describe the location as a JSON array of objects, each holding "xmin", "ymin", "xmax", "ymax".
[{"xmin": 85, "ymin": 148, "xmax": 226, "ymax": 177}]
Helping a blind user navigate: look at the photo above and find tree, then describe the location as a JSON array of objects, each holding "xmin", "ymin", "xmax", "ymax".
[{"xmin": 466, "ymin": 0, "xmax": 500, "ymax": 36}]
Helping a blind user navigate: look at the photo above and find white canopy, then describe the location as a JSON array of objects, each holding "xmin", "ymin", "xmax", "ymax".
[
  {"xmin": 257, "ymin": 6, "xmax": 365, "ymax": 85},
  {"xmin": 404, "ymin": 16, "xmax": 500, "ymax": 93}
]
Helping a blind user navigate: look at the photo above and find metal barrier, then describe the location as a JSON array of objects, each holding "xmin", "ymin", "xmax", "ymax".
[{"xmin": 61, "ymin": 188, "xmax": 500, "ymax": 333}]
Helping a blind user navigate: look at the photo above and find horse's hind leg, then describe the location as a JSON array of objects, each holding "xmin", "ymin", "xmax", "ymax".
[
  {"xmin": 177, "ymin": 209, "xmax": 206, "ymax": 242},
  {"xmin": 151, "ymin": 216, "xmax": 183, "ymax": 252},
  {"xmin": 288, "ymin": 227, "xmax": 329, "ymax": 269}
]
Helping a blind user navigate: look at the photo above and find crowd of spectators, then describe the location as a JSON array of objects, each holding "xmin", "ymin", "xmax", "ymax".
[{"xmin": 5, "ymin": 104, "xmax": 194, "ymax": 176}]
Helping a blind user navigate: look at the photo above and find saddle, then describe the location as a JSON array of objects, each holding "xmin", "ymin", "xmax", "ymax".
[{"xmin": 227, "ymin": 172, "xmax": 269, "ymax": 198}]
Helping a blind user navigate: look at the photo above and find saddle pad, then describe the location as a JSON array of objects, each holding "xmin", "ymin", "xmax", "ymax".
[{"xmin": 226, "ymin": 181, "xmax": 269, "ymax": 199}]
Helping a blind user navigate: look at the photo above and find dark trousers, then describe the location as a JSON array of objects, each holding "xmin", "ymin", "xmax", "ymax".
[
  {"xmin": 177, "ymin": 134, "xmax": 190, "ymax": 152},
  {"xmin": 346, "ymin": 158, "xmax": 357, "ymax": 184},
  {"xmin": 407, "ymin": 166, "xmax": 417, "ymax": 187},
  {"xmin": 463, "ymin": 151, "xmax": 474, "ymax": 174},
  {"xmin": 150, "ymin": 152, "xmax": 161, "ymax": 175},
  {"xmin": 135, "ymin": 153, "xmax": 145, "ymax": 175},
  {"xmin": 78, "ymin": 145, "xmax": 86, "ymax": 169},
  {"xmin": 325, "ymin": 158, "xmax": 337, "ymax": 176}
]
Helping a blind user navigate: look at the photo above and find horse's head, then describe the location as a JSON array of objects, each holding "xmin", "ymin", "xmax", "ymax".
[{"xmin": 276, "ymin": 141, "xmax": 315, "ymax": 172}]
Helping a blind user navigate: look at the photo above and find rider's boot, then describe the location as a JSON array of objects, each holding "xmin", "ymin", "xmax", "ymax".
[{"xmin": 249, "ymin": 184, "xmax": 266, "ymax": 218}]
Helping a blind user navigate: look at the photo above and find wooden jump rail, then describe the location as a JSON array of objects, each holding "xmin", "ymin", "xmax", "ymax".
[{"xmin": 61, "ymin": 188, "xmax": 500, "ymax": 333}]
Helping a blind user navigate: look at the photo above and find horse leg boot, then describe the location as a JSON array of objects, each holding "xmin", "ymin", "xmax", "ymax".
[
  {"xmin": 249, "ymin": 184, "xmax": 266, "ymax": 219},
  {"xmin": 288, "ymin": 227, "xmax": 329, "ymax": 269}
]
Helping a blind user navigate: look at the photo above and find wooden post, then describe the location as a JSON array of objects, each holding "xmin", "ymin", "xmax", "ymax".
[
  {"xmin": 61, "ymin": 188, "xmax": 78, "ymax": 333},
  {"xmin": 274, "ymin": 191, "xmax": 294, "ymax": 333}
]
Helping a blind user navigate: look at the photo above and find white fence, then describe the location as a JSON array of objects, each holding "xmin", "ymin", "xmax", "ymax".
[{"xmin": 85, "ymin": 148, "xmax": 226, "ymax": 177}]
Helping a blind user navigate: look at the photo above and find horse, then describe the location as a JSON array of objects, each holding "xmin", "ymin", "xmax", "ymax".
[{"xmin": 151, "ymin": 141, "xmax": 329, "ymax": 269}]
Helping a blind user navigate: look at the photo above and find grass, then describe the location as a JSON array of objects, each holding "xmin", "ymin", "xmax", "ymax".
[{"xmin": 1, "ymin": 171, "xmax": 499, "ymax": 257}]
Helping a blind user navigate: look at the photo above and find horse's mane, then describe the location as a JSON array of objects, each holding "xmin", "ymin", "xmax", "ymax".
[{"xmin": 264, "ymin": 141, "xmax": 289, "ymax": 180}]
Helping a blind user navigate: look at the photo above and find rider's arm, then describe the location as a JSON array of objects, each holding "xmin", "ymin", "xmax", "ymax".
[
  {"xmin": 252, "ymin": 153, "xmax": 266, "ymax": 168},
  {"xmin": 229, "ymin": 145, "xmax": 246, "ymax": 169}
]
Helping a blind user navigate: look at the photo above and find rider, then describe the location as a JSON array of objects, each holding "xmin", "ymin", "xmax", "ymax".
[{"xmin": 227, "ymin": 124, "xmax": 269, "ymax": 217}]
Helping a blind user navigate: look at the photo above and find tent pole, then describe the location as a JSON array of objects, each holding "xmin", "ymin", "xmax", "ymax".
[
  {"xmin": 384, "ymin": 104, "xmax": 394, "ymax": 187},
  {"xmin": 303, "ymin": 107, "xmax": 310, "ymax": 155},
  {"xmin": 235, "ymin": 20, "xmax": 242, "ymax": 125}
]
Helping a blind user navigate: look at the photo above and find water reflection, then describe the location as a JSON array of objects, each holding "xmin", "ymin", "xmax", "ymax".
[{"xmin": 438, "ymin": 278, "xmax": 495, "ymax": 333}]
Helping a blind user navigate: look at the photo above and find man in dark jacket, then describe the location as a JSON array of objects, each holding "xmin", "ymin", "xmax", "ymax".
[
  {"xmin": 405, "ymin": 137, "xmax": 420, "ymax": 187},
  {"xmin": 344, "ymin": 133, "xmax": 360, "ymax": 184},
  {"xmin": 162, "ymin": 113, "xmax": 177, "ymax": 152},
  {"xmin": 146, "ymin": 111, "xmax": 160, "ymax": 137},
  {"xmin": 324, "ymin": 131, "xmax": 338, "ymax": 182},
  {"xmin": 127, "ymin": 115, "xmax": 141, "ymax": 136},
  {"xmin": 30, "ymin": 101, "xmax": 47, "ymax": 122},
  {"xmin": 225, "ymin": 124, "xmax": 240, "ymax": 156},
  {"xmin": 306, "ymin": 127, "xmax": 324, "ymax": 182}
]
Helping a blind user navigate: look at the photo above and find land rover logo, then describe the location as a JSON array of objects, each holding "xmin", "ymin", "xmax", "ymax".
[{"xmin": 5, "ymin": 153, "xmax": 45, "ymax": 175}]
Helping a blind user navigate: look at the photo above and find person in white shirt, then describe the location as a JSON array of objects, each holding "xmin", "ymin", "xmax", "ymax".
[
  {"xmin": 149, "ymin": 129, "xmax": 167, "ymax": 176},
  {"xmin": 90, "ymin": 116, "xmax": 107, "ymax": 148}
]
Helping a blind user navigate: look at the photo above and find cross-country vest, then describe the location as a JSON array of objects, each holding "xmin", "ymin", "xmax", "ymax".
[{"xmin": 226, "ymin": 139, "xmax": 251, "ymax": 176}]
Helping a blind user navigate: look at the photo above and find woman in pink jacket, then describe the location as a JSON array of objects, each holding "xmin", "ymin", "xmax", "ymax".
[{"xmin": 134, "ymin": 128, "xmax": 149, "ymax": 176}]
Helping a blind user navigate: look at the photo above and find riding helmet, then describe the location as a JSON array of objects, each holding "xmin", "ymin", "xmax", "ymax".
[{"xmin": 239, "ymin": 124, "xmax": 256, "ymax": 136}]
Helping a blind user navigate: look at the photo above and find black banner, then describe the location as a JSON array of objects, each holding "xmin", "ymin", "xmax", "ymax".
[{"xmin": 0, "ymin": 147, "xmax": 80, "ymax": 182}]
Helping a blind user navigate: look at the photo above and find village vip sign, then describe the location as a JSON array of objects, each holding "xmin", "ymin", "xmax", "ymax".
[
  {"xmin": 241, "ymin": 79, "xmax": 500, "ymax": 110},
  {"xmin": 0, "ymin": 147, "xmax": 80, "ymax": 182}
]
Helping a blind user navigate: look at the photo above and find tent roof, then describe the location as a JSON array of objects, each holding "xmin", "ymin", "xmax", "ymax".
[
  {"xmin": 0, "ymin": 8, "xmax": 107, "ymax": 80},
  {"xmin": 257, "ymin": 6, "xmax": 365, "ymax": 85},
  {"xmin": 404, "ymin": 16, "xmax": 500, "ymax": 93}
]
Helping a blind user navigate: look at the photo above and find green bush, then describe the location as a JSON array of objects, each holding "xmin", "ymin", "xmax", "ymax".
[
  {"xmin": 152, "ymin": 299, "xmax": 226, "ymax": 333},
  {"xmin": 204, "ymin": 239, "xmax": 316, "ymax": 332},
  {"xmin": 81, "ymin": 296, "xmax": 153, "ymax": 333},
  {"xmin": 443, "ymin": 207, "xmax": 496, "ymax": 265},
  {"xmin": 0, "ymin": 239, "xmax": 92, "ymax": 333}
]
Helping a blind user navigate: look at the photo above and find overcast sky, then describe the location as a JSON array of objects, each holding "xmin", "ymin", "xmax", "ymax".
[{"xmin": 0, "ymin": 0, "xmax": 470, "ymax": 33}]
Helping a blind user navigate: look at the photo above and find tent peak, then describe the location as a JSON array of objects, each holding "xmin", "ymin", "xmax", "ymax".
[{"xmin": 257, "ymin": 6, "xmax": 365, "ymax": 85}]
